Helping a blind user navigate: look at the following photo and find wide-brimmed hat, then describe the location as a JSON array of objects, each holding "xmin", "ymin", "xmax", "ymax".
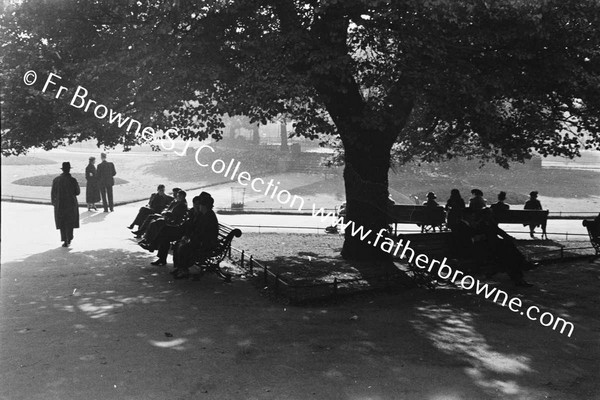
[
  {"xmin": 426, "ymin": 192, "xmax": 436, "ymax": 199},
  {"xmin": 198, "ymin": 191, "xmax": 214, "ymax": 207},
  {"xmin": 61, "ymin": 162, "xmax": 71, "ymax": 171}
]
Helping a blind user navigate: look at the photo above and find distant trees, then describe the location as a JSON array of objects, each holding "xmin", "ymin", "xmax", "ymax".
[{"xmin": 2, "ymin": 0, "xmax": 599, "ymax": 260}]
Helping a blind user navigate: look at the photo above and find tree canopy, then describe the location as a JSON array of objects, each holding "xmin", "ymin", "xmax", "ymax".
[
  {"xmin": 2, "ymin": 0, "xmax": 598, "ymax": 159},
  {"xmin": 2, "ymin": 0, "xmax": 599, "ymax": 258}
]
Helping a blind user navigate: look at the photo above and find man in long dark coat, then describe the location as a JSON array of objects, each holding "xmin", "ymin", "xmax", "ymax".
[
  {"xmin": 51, "ymin": 162, "xmax": 81, "ymax": 247},
  {"xmin": 96, "ymin": 152, "xmax": 117, "ymax": 212}
]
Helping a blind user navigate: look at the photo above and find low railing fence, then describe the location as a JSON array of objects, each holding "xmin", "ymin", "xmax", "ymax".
[
  {"xmin": 224, "ymin": 239, "xmax": 596, "ymax": 303},
  {"xmin": 225, "ymin": 245, "xmax": 408, "ymax": 303}
]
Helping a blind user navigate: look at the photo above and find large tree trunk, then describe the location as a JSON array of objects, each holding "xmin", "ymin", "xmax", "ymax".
[
  {"xmin": 289, "ymin": 2, "xmax": 413, "ymax": 262},
  {"xmin": 340, "ymin": 132, "xmax": 394, "ymax": 261}
]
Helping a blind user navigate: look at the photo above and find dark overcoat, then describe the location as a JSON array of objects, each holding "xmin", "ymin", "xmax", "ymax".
[
  {"xmin": 51, "ymin": 173, "xmax": 81, "ymax": 229},
  {"xmin": 85, "ymin": 163, "xmax": 101, "ymax": 203},
  {"xmin": 96, "ymin": 160, "xmax": 116, "ymax": 187}
]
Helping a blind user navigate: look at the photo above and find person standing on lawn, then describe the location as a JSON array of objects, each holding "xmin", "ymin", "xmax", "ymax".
[{"xmin": 51, "ymin": 162, "xmax": 81, "ymax": 247}]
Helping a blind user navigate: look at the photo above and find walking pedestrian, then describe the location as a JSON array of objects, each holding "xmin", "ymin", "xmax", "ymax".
[
  {"xmin": 51, "ymin": 162, "xmax": 81, "ymax": 247},
  {"xmin": 96, "ymin": 152, "xmax": 117, "ymax": 212}
]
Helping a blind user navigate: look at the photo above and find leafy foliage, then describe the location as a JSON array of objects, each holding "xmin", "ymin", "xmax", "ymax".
[{"xmin": 2, "ymin": 0, "xmax": 599, "ymax": 161}]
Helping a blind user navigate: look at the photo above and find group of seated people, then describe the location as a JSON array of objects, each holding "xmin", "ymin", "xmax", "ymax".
[
  {"xmin": 443, "ymin": 188, "xmax": 543, "ymax": 237},
  {"xmin": 424, "ymin": 188, "xmax": 540, "ymax": 287},
  {"xmin": 128, "ymin": 185, "xmax": 219, "ymax": 279}
]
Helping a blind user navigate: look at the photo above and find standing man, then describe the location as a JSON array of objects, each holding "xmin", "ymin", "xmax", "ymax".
[
  {"xmin": 524, "ymin": 190, "xmax": 543, "ymax": 238},
  {"xmin": 51, "ymin": 162, "xmax": 81, "ymax": 247},
  {"xmin": 96, "ymin": 152, "xmax": 117, "ymax": 212}
]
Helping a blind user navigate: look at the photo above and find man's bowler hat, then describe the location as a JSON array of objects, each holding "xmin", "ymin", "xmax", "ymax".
[{"xmin": 61, "ymin": 162, "xmax": 72, "ymax": 171}]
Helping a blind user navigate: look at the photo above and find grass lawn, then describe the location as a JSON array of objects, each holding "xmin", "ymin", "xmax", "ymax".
[
  {"xmin": 13, "ymin": 173, "xmax": 129, "ymax": 187},
  {"xmin": 1, "ymin": 156, "xmax": 57, "ymax": 165}
]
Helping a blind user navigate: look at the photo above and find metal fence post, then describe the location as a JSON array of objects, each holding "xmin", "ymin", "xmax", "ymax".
[
  {"xmin": 249, "ymin": 255, "xmax": 253, "ymax": 275},
  {"xmin": 241, "ymin": 250, "xmax": 245, "ymax": 269}
]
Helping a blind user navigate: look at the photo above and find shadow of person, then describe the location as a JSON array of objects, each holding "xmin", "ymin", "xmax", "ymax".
[{"xmin": 79, "ymin": 209, "xmax": 110, "ymax": 225}]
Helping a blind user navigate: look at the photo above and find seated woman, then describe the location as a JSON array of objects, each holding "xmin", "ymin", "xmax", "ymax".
[
  {"xmin": 138, "ymin": 190, "xmax": 188, "ymax": 250},
  {"xmin": 172, "ymin": 191, "xmax": 219, "ymax": 279},
  {"xmin": 468, "ymin": 188, "xmax": 487, "ymax": 210},
  {"xmin": 445, "ymin": 189, "xmax": 465, "ymax": 231},
  {"xmin": 422, "ymin": 192, "xmax": 439, "ymax": 207},
  {"xmin": 490, "ymin": 191, "xmax": 510, "ymax": 213},
  {"xmin": 127, "ymin": 184, "xmax": 172, "ymax": 230}
]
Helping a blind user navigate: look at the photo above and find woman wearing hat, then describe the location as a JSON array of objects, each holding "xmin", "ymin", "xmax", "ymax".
[
  {"xmin": 468, "ymin": 189, "xmax": 487, "ymax": 211},
  {"xmin": 85, "ymin": 156, "xmax": 101, "ymax": 211},
  {"xmin": 524, "ymin": 191, "xmax": 543, "ymax": 238},
  {"xmin": 51, "ymin": 162, "xmax": 81, "ymax": 247},
  {"xmin": 423, "ymin": 192, "xmax": 439, "ymax": 207},
  {"xmin": 445, "ymin": 189, "xmax": 466, "ymax": 230}
]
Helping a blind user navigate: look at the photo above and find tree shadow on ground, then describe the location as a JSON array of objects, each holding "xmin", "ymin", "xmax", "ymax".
[{"xmin": 2, "ymin": 248, "xmax": 598, "ymax": 399}]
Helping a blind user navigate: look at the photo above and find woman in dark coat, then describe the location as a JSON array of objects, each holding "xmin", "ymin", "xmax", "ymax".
[
  {"xmin": 445, "ymin": 189, "xmax": 466, "ymax": 230},
  {"xmin": 51, "ymin": 162, "xmax": 81, "ymax": 247},
  {"xmin": 524, "ymin": 190, "xmax": 543, "ymax": 238},
  {"xmin": 85, "ymin": 156, "xmax": 101, "ymax": 211}
]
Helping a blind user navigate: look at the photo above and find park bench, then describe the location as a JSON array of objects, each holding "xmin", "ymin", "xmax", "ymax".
[
  {"xmin": 387, "ymin": 205, "xmax": 447, "ymax": 234},
  {"xmin": 172, "ymin": 223, "xmax": 242, "ymax": 282},
  {"xmin": 465, "ymin": 209, "xmax": 549, "ymax": 239},
  {"xmin": 582, "ymin": 218, "xmax": 600, "ymax": 258}
]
